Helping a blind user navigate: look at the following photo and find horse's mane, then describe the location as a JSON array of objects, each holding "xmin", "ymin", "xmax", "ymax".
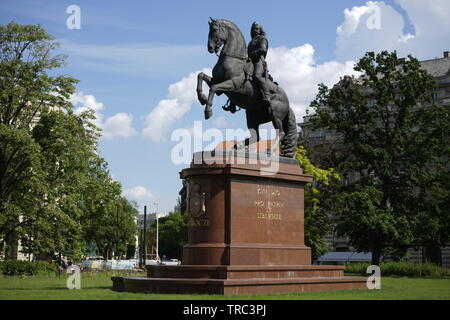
[
  {"xmin": 217, "ymin": 19, "xmax": 240, "ymax": 31},
  {"xmin": 216, "ymin": 19, "xmax": 247, "ymax": 51}
]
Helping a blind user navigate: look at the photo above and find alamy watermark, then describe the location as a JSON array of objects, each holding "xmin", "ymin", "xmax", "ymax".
[
  {"xmin": 66, "ymin": 265, "xmax": 81, "ymax": 290},
  {"xmin": 170, "ymin": 121, "xmax": 282, "ymax": 175},
  {"xmin": 66, "ymin": 5, "xmax": 81, "ymax": 30},
  {"xmin": 366, "ymin": 4, "xmax": 381, "ymax": 30},
  {"xmin": 366, "ymin": 265, "xmax": 381, "ymax": 289}
]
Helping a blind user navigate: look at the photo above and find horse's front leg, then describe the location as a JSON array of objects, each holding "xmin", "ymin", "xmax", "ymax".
[
  {"xmin": 197, "ymin": 72, "xmax": 212, "ymax": 106},
  {"xmin": 204, "ymin": 79, "xmax": 235, "ymax": 120}
]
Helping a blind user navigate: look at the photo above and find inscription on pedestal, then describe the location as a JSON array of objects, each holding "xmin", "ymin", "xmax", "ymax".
[{"xmin": 254, "ymin": 185, "xmax": 284, "ymax": 220}]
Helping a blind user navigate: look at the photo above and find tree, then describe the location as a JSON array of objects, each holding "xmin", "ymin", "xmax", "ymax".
[
  {"xmin": 295, "ymin": 146, "xmax": 340, "ymax": 259},
  {"xmin": 81, "ymin": 157, "xmax": 138, "ymax": 260},
  {"xmin": 0, "ymin": 22, "xmax": 80, "ymax": 257},
  {"xmin": 0, "ymin": 22, "xmax": 137, "ymax": 262},
  {"xmin": 310, "ymin": 51, "xmax": 449, "ymax": 265},
  {"xmin": 155, "ymin": 212, "xmax": 188, "ymax": 259}
]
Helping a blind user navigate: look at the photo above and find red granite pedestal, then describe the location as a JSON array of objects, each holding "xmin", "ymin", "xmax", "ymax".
[{"xmin": 112, "ymin": 151, "xmax": 367, "ymax": 295}]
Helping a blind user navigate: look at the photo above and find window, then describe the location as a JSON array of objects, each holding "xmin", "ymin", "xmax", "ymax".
[{"xmin": 312, "ymin": 130, "xmax": 325, "ymax": 138}]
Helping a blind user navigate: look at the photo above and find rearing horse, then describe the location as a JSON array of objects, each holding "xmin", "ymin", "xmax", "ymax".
[{"xmin": 196, "ymin": 18, "xmax": 297, "ymax": 158}]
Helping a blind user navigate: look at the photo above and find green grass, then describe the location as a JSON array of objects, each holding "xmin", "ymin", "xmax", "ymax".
[{"xmin": 0, "ymin": 273, "xmax": 449, "ymax": 300}]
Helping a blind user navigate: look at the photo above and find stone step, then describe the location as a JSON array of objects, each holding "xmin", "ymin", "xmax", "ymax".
[
  {"xmin": 112, "ymin": 275, "xmax": 368, "ymax": 295},
  {"xmin": 147, "ymin": 264, "xmax": 346, "ymax": 280}
]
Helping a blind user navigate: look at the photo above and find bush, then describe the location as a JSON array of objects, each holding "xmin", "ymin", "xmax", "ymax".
[
  {"xmin": 0, "ymin": 260, "xmax": 59, "ymax": 276},
  {"xmin": 35, "ymin": 261, "xmax": 59, "ymax": 276},
  {"xmin": 345, "ymin": 262, "xmax": 450, "ymax": 277}
]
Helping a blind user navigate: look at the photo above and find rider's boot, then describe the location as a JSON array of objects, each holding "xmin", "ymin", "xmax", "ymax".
[
  {"xmin": 261, "ymin": 89, "xmax": 272, "ymax": 107},
  {"xmin": 223, "ymin": 103, "xmax": 237, "ymax": 114},
  {"xmin": 258, "ymin": 79, "xmax": 272, "ymax": 107}
]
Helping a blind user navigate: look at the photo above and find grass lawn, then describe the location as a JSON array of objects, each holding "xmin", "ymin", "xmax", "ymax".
[{"xmin": 0, "ymin": 273, "xmax": 449, "ymax": 300}]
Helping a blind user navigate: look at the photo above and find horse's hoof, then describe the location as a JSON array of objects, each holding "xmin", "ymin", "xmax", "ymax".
[{"xmin": 204, "ymin": 108, "xmax": 213, "ymax": 120}]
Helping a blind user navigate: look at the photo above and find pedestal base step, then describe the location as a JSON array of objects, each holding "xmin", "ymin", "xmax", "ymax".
[{"xmin": 112, "ymin": 265, "xmax": 367, "ymax": 295}]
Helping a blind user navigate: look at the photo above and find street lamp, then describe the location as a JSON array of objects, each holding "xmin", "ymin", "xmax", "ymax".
[
  {"xmin": 143, "ymin": 205, "xmax": 147, "ymax": 267},
  {"xmin": 154, "ymin": 202, "xmax": 160, "ymax": 262}
]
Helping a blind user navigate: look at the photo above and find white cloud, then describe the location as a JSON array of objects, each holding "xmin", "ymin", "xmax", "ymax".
[
  {"xmin": 122, "ymin": 186, "xmax": 155, "ymax": 208},
  {"xmin": 395, "ymin": 0, "xmax": 450, "ymax": 58},
  {"xmin": 142, "ymin": 68, "xmax": 211, "ymax": 142},
  {"xmin": 337, "ymin": 3, "xmax": 375, "ymax": 36},
  {"xmin": 102, "ymin": 113, "xmax": 137, "ymax": 139},
  {"xmin": 335, "ymin": 0, "xmax": 450, "ymax": 61},
  {"xmin": 335, "ymin": 1, "xmax": 411, "ymax": 61},
  {"xmin": 71, "ymin": 92, "xmax": 137, "ymax": 140},
  {"xmin": 71, "ymin": 92, "xmax": 104, "ymax": 128},
  {"xmin": 267, "ymin": 45, "xmax": 358, "ymax": 120}
]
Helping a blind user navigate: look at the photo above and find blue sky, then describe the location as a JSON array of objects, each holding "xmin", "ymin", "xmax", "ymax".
[{"xmin": 1, "ymin": 0, "xmax": 449, "ymax": 213}]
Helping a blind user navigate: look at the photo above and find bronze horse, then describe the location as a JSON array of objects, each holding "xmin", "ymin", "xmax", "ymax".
[{"xmin": 196, "ymin": 18, "xmax": 297, "ymax": 158}]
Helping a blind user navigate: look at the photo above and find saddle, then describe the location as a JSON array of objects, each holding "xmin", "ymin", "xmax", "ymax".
[
  {"xmin": 243, "ymin": 59, "xmax": 277, "ymax": 88},
  {"xmin": 223, "ymin": 61, "xmax": 279, "ymax": 114}
]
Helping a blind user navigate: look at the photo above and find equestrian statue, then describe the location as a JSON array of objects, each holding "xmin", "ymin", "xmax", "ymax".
[{"xmin": 196, "ymin": 18, "xmax": 297, "ymax": 158}]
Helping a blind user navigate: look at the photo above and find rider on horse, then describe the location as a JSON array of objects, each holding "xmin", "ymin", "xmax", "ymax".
[
  {"xmin": 223, "ymin": 21, "xmax": 273, "ymax": 114},
  {"xmin": 198, "ymin": 18, "xmax": 297, "ymax": 157},
  {"xmin": 248, "ymin": 21, "xmax": 272, "ymax": 106}
]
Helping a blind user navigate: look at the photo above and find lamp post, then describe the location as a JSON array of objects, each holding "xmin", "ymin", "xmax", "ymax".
[
  {"xmin": 154, "ymin": 202, "xmax": 160, "ymax": 262},
  {"xmin": 115, "ymin": 204, "xmax": 119, "ymax": 260},
  {"xmin": 143, "ymin": 205, "xmax": 147, "ymax": 267}
]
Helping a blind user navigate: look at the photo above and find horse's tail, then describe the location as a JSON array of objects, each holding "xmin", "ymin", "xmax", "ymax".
[{"xmin": 280, "ymin": 107, "xmax": 297, "ymax": 158}]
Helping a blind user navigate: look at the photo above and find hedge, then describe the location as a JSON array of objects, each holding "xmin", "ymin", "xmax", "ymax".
[
  {"xmin": 0, "ymin": 260, "xmax": 59, "ymax": 276},
  {"xmin": 345, "ymin": 262, "xmax": 450, "ymax": 277}
]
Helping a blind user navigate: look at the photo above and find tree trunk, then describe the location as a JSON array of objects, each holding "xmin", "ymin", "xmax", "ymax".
[
  {"xmin": 371, "ymin": 247, "xmax": 382, "ymax": 265},
  {"xmin": 425, "ymin": 245, "xmax": 442, "ymax": 265}
]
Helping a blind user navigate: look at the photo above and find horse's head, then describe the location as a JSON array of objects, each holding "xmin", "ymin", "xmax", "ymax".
[{"xmin": 208, "ymin": 17, "xmax": 226, "ymax": 54}]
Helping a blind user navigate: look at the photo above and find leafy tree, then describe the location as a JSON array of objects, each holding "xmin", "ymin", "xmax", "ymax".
[
  {"xmin": 155, "ymin": 212, "xmax": 188, "ymax": 259},
  {"xmin": 0, "ymin": 22, "xmax": 79, "ymax": 257},
  {"xmin": 0, "ymin": 22, "xmax": 138, "ymax": 262},
  {"xmin": 26, "ymin": 109, "xmax": 98, "ymax": 261},
  {"xmin": 295, "ymin": 146, "xmax": 340, "ymax": 259},
  {"xmin": 81, "ymin": 157, "xmax": 138, "ymax": 260},
  {"xmin": 310, "ymin": 51, "xmax": 449, "ymax": 265}
]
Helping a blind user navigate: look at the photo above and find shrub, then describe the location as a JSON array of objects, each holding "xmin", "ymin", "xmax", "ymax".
[
  {"xmin": 345, "ymin": 262, "xmax": 450, "ymax": 277},
  {"xmin": 345, "ymin": 262, "xmax": 371, "ymax": 275},
  {"xmin": 0, "ymin": 260, "xmax": 59, "ymax": 276},
  {"xmin": 35, "ymin": 261, "xmax": 59, "ymax": 276}
]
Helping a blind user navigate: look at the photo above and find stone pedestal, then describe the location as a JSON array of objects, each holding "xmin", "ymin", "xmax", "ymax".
[
  {"xmin": 183, "ymin": 151, "xmax": 313, "ymax": 266},
  {"xmin": 112, "ymin": 151, "xmax": 367, "ymax": 295}
]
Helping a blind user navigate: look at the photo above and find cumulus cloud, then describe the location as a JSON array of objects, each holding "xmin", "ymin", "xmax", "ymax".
[
  {"xmin": 102, "ymin": 113, "xmax": 137, "ymax": 139},
  {"xmin": 71, "ymin": 92, "xmax": 104, "ymax": 128},
  {"xmin": 122, "ymin": 185, "xmax": 156, "ymax": 209},
  {"xmin": 335, "ymin": 1, "xmax": 411, "ymax": 61},
  {"xmin": 142, "ymin": 68, "xmax": 211, "ymax": 142},
  {"xmin": 396, "ymin": 0, "xmax": 450, "ymax": 58},
  {"xmin": 71, "ymin": 92, "xmax": 137, "ymax": 140},
  {"xmin": 335, "ymin": 0, "xmax": 450, "ymax": 61},
  {"xmin": 267, "ymin": 45, "xmax": 358, "ymax": 119}
]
